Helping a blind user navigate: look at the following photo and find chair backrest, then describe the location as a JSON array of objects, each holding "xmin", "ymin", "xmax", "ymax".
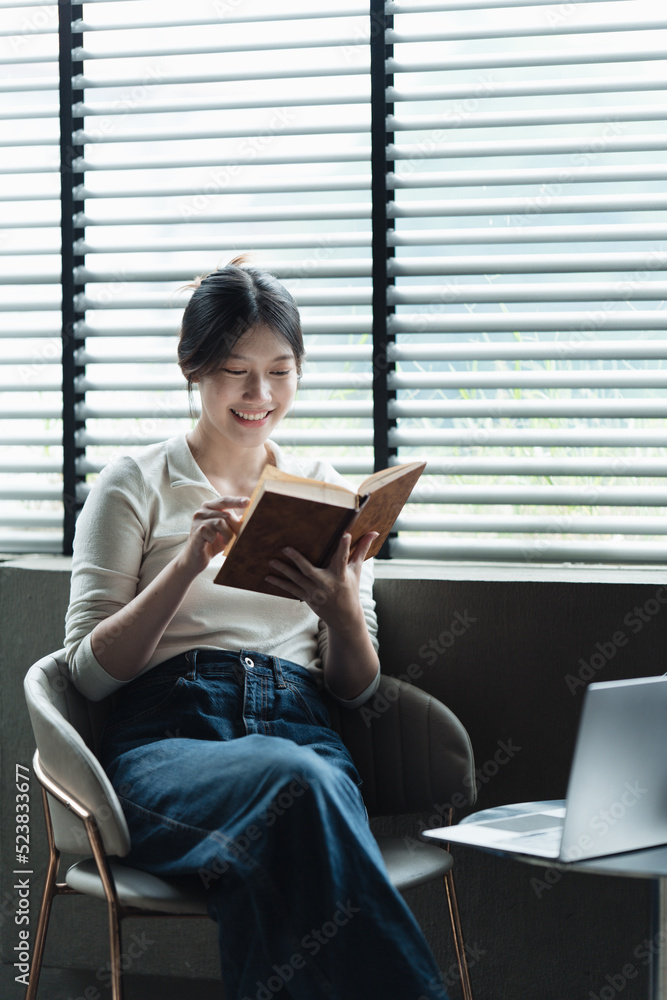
[
  {"xmin": 23, "ymin": 649, "xmax": 131, "ymax": 857},
  {"xmin": 326, "ymin": 674, "xmax": 476, "ymax": 818}
]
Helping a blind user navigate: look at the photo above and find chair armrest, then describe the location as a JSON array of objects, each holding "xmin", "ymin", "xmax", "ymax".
[
  {"xmin": 325, "ymin": 674, "xmax": 476, "ymax": 818},
  {"xmin": 24, "ymin": 651, "xmax": 131, "ymax": 857}
]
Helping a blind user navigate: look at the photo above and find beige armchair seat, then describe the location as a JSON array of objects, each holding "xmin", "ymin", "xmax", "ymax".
[{"xmin": 23, "ymin": 649, "xmax": 476, "ymax": 1000}]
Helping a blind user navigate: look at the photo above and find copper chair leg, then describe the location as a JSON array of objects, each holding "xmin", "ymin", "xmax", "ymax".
[
  {"xmin": 25, "ymin": 786, "xmax": 63, "ymax": 1000},
  {"xmin": 31, "ymin": 754, "xmax": 127, "ymax": 1000},
  {"xmin": 105, "ymin": 897, "xmax": 124, "ymax": 1000},
  {"xmin": 85, "ymin": 814, "xmax": 125, "ymax": 1000},
  {"xmin": 444, "ymin": 867, "xmax": 474, "ymax": 1000}
]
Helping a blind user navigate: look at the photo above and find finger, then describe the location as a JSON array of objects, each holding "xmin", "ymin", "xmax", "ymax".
[
  {"xmin": 264, "ymin": 574, "xmax": 305, "ymax": 600},
  {"xmin": 279, "ymin": 547, "xmax": 321, "ymax": 581},
  {"xmin": 268, "ymin": 557, "xmax": 311, "ymax": 587},
  {"xmin": 198, "ymin": 518, "xmax": 233, "ymax": 542},
  {"xmin": 327, "ymin": 532, "xmax": 352, "ymax": 574},
  {"xmin": 224, "ymin": 511, "xmax": 244, "ymax": 536},
  {"xmin": 349, "ymin": 531, "xmax": 379, "ymax": 565},
  {"xmin": 193, "ymin": 505, "xmax": 246, "ymax": 525},
  {"xmin": 208, "ymin": 496, "xmax": 251, "ymax": 510}
]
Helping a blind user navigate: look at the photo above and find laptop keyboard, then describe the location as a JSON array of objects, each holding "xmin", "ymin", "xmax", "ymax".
[{"xmin": 479, "ymin": 812, "xmax": 562, "ymax": 833}]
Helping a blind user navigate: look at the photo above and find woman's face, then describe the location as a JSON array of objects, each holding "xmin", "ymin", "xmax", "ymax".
[{"xmin": 193, "ymin": 324, "xmax": 300, "ymax": 448}]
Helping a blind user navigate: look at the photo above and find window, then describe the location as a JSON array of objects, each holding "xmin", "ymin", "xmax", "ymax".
[
  {"xmin": 4, "ymin": 0, "xmax": 667, "ymax": 563},
  {"xmin": 2, "ymin": 1, "xmax": 61, "ymax": 553}
]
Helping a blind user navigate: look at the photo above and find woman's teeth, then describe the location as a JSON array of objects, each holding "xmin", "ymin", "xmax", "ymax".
[{"xmin": 232, "ymin": 410, "xmax": 269, "ymax": 421}]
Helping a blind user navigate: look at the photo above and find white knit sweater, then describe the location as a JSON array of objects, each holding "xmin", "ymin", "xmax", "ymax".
[{"xmin": 65, "ymin": 435, "xmax": 379, "ymax": 704}]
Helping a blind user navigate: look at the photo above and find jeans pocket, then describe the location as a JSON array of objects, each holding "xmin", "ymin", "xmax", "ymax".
[{"xmin": 102, "ymin": 675, "xmax": 187, "ymax": 735}]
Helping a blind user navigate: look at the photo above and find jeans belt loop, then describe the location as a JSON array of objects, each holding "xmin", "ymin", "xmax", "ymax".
[
  {"xmin": 271, "ymin": 656, "xmax": 287, "ymax": 689},
  {"xmin": 185, "ymin": 649, "xmax": 197, "ymax": 679}
]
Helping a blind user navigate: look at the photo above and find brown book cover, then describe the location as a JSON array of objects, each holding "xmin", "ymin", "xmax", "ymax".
[{"xmin": 213, "ymin": 460, "xmax": 426, "ymax": 599}]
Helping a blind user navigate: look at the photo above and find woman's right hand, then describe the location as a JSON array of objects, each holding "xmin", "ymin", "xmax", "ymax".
[
  {"xmin": 91, "ymin": 495, "xmax": 250, "ymax": 681},
  {"xmin": 179, "ymin": 496, "xmax": 250, "ymax": 575}
]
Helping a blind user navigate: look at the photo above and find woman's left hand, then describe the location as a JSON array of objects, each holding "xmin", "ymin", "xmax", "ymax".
[{"xmin": 266, "ymin": 531, "xmax": 378, "ymax": 630}]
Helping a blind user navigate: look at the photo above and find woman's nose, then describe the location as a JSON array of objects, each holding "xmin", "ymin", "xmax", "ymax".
[{"xmin": 243, "ymin": 374, "xmax": 271, "ymax": 401}]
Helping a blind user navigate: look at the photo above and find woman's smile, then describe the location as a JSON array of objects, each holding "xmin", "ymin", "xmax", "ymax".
[{"xmin": 230, "ymin": 408, "xmax": 272, "ymax": 424}]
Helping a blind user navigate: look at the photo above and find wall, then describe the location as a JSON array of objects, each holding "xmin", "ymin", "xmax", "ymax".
[
  {"xmin": 1, "ymin": 556, "xmax": 666, "ymax": 999},
  {"xmin": 374, "ymin": 561, "xmax": 667, "ymax": 1000}
]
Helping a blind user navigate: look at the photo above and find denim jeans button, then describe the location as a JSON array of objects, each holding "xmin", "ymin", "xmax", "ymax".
[{"xmin": 243, "ymin": 656, "xmax": 254, "ymax": 669}]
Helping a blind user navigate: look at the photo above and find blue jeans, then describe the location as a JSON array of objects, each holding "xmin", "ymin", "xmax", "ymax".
[{"xmin": 99, "ymin": 649, "xmax": 449, "ymax": 1000}]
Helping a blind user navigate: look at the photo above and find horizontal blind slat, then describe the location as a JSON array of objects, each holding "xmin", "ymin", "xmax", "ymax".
[
  {"xmin": 389, "ymin": 106, "xmax": 667, "ymax": 132},
  {"xmin": 401, "ymin": 486, "xmax": 667, "ymax": 506},
  {"xmin": 387, "ymin": 76, "xmax": 667, "ymax": 102},
  {"xmin": 387, "ymin": 20, "xmax": 667, "ymax": 45},
  {"xmin": 388, "ymin": 165, "xmax": 667, "ymax": 188},
  {"xmin": 73, "ymin": 66, "xmax": 368, "ymax": 87},
  {"xmin": 73, "ymin": 123, "xmax": 370, "ymax": 144},
  {"xmin": 386, "ymin": 0, "xmax": 619, "ymax": 11},
  {"xmin": 390, "ymin": 399, "xmax": 667, "ymax": 418},
  {"xmin": 405, "ymin": 459, "xmax": 667, "ymax": 477},
  {"xmin": 388, "ymin": 370, "xmax": 667, "ymax": 390},
  {"xmin": 396, "ymin": 516, "xmax": 667, "ymax": 535},
  {"xmin": 74, "ymin": 283, "xmax": 371, "ymax": 304},
  {"xmin": 74, "ymin": 176, "xmax": 370, "ymax": 198},
  {"xmin": 0, "ymin": 78, "xmax": 58, "ymax": 92},
  {"xmin": 389, "ymin": 224, "xmax": 667, "ymax": 246},
  {"xmin": 389, "ymin": 341, "xmax": 667, "ymax": 361},
  {"xmin": 388, "ymin": 134, "xmax": 667, "ymax": 160},
  {"xmin": 389, "ymin": 252, "xmax": 667, "ymax": 274},
  {"xmin": 388, "ymin": 194, "xmax": 667, "ymax": 218},
  {"xmin": 390, "ymin": 428, "xmax": 667, "ymax": 447},
  {"xmin": 389, "ymin": 313, "xmax": 667, "ymax": 333},
  {"xmin": 75, "ymin": 233, "xmax": 369, "ymax": 253},
  {"xmin": 74, "ymin": 95, "xmax": 370, "ymax": 116},
  {"xmin": 72, "ymin": 8, "xmax": 368, "ymax": 31},
  {"xmin": 73, "ymin": 150, "xmax": 372, "ymax": 170},
  {"xmin": 72, "ymin": 34, "xmax": 373, "ymax": 60},
  {"xmin": 74, "ymin": 204, "xmax": 371, "ymax": 225},
  {"xmin": 391, "ymin": 538, "xmax": 667, "ymax": 565},
  {"xmin": 0, "ymin": 486, "xmax": 62, "ymax": 500},
  {"xmin": 387, "ymin": 282, "xmax": 667, "ymax": 304},
  {"xmin": 387, "ymin": 46, "xmax": 667, "ymax": 74}
]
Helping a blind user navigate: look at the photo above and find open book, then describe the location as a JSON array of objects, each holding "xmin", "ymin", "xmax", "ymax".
[{"xmin": 213, "ymin": 460, "xmax": 426, "ymax": 599}]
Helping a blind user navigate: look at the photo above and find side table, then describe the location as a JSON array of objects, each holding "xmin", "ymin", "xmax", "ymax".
[{"xmin": 423, "ymin": 802, "xmax": 667, "ymax": 1000}]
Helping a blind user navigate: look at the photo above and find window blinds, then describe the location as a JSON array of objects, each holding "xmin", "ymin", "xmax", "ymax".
[
  {"xmin": 2, "ymin": 0, "xmax": 667, "ymax": 564},
  {"xmin": 384, "ymin": 0, "xmax": 667, "ymax": 563},
  {"xmin": 61, "ymin": 0, "xmax": 374, "ymax": 553},
  {"xmin": 1, "ymin": 1, "xmax": 62, "ymax": 552}
]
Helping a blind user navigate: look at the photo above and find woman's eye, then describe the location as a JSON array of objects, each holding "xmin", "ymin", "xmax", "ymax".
[
  {"xmin": 223, "ymin": 368, "xmax": 245, "ymax": 375},
  {"xmin": 271, "ymin": 370, "xmax": 292, "ymax": 376}
]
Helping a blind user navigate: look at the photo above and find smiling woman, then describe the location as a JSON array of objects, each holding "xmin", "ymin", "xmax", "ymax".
[
  {"xmin": 177, "ymin": 260, "xmax": 303, "ymax": 491},
  {"xmin": 63, "ymin": 257, "xmax": 452, "ymax": 1000}
]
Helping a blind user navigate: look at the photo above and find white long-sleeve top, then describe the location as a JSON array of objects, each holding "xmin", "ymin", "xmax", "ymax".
[{"xmin": 65, "ymin": 435, "xmax": 380, "ymax": 703}]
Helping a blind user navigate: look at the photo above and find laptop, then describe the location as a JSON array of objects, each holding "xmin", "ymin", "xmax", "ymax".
[{"xmin": 423, "ymin": 675, "xmax": 667, "ymax": 863}]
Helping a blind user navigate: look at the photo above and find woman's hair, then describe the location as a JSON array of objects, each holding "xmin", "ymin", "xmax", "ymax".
[{"xmin": 177, "ymin": 257, "xmax": 304, "ymax": 402}]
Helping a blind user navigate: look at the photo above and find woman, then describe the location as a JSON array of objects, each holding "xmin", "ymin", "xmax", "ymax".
[{"xmin": 65, "ymin": 259, "xmax": 449, "ymax": 1000}]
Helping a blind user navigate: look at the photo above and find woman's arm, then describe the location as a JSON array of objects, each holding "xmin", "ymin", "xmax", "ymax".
[
  {"xmin": 89, "ymin": 496, "xmax": 248, "ymax": 681},
  {"xmin": 66, "ymin": 456, "xmax": 248, "ymax": 696},
  {"xmin": 266, "ymin": 532, "xmax": 380, "ymax": 701}
]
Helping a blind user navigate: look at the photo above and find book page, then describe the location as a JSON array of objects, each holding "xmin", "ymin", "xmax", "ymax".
[
  {"xmin": 358, "ymin": 461, "xmax": 426, "ymax": 496},
  {"xmin": 265, "ymin": 477, "xmax": 358, "ymax": 508}
]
